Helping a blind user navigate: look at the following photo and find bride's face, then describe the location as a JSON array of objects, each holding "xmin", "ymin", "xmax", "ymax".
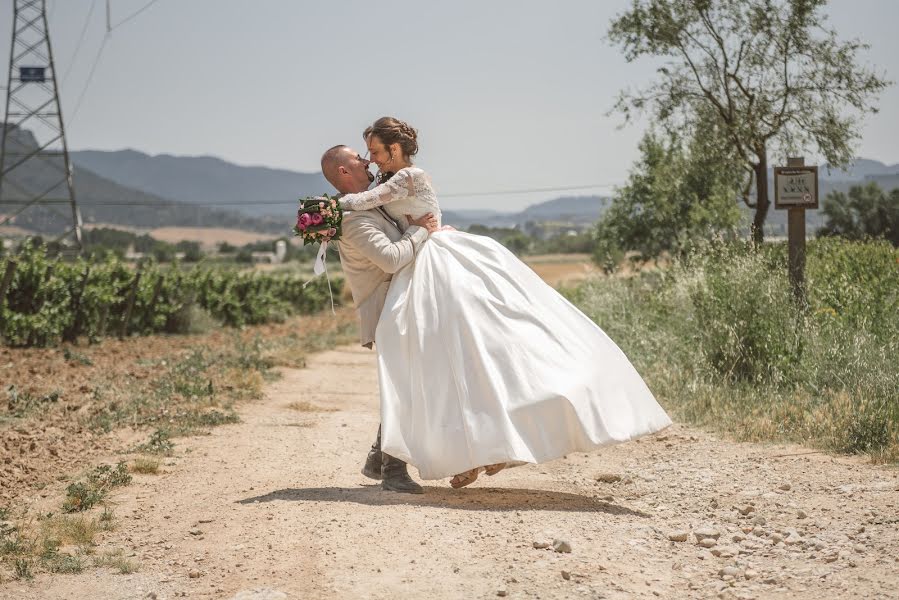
[{"xmin": 367, "ymin": 135, "xmax": 403, "ymax": 173}]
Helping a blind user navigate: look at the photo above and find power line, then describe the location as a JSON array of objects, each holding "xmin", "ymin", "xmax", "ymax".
[
  {"xmin": 64, "ymin": 1, "xmax": 163, "ymax": 124},
  {"xmin": 2, "ymin": 182, "xmax": 618, "ymax": 208},
  {"xmin": 109, "ymin": 0, "xmax": 162, "ymax": 31},
  {"xmin": 68, "ymin": 33, "xmax": 110, "ymax": 124},
  {"xmin": 442, "ymin": 183, "xmax": 617, "ymax": 198},
  {"xmin": 62, "ymin": 0, "xmax": 100, "ymax": 87}
]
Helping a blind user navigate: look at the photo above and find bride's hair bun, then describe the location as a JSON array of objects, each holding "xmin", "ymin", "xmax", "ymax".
[{"xmin": 365, "ymin": 116, "xmax": 419, "ymax": 158}]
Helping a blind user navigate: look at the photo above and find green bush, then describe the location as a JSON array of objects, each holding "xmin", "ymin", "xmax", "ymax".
[
  {"xmin": 0, "ymin": 246, "xmax": 343, "ymax": 347},
  {"xmin": 569, "ymin": 238, "xmax": 899, "ymax": 462}
]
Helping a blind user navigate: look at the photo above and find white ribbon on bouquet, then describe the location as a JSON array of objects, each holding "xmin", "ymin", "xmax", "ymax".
[
  {"xmin": 313, "ymin": 240, "xmax": 329, "ymax": 276},
  {"xmin": 304, "ymin": 240, "xmax": 336, "ymax": 316}
]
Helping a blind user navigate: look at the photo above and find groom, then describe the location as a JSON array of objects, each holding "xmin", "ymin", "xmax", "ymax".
[{"xmin": 320, "ymin": 144, "xmax": 436, "ymax": 494}]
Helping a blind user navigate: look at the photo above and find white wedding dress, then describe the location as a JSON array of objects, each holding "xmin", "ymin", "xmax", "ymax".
[{"xmin": 339, "ymin": 167, "xmax": 671, "ymax": 480}]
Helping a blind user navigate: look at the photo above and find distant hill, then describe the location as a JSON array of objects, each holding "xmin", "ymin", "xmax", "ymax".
[
  {"xmin": 819, "ymin": 158, "xmax": 899, "ymax": 181},
  {"xmin": 71, "ymin": 146, "xmax": 611, "ymax": 231},
  {"xmin": 1, "ymin": 124, "xmax": 285, "ymax": 235},
  {"xmin": 71, "ymin": 149, "xmax": 330, "ymax": 219},
  {"xmin": 443, "ymin": 196, "xmax": 611, "ymax": 231},
  {"xmin": 8, "ymin": 128, "xmax": 898, "ymax": 238}
]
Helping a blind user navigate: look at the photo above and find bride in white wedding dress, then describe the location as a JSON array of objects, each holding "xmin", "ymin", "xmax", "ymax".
[{"xmin": 338, "ymin": 117, "xmax": 671, "ymax": 488}]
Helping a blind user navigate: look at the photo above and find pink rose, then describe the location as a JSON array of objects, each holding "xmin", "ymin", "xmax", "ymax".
[
  {"xmin": 299, "ymin": 213, "xmax": 313, "ymax": 227},
  {"xmin": 311, "ymin": 213, "xmax": 324, "ymax": 225},
  {"xmin": 328, "ymin": 228, "xmax": 337, "ymax": 236},
  {"xmin": 319, "ymin": 202, "xmax": 325, "ymax": 209}
]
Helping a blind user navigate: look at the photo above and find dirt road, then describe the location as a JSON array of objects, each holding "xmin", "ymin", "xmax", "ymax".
[{"xmin": 4, "ymin": 345, "xmax": 898, "ymax": 600}]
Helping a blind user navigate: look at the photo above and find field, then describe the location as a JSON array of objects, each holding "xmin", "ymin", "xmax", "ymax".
[
  {"xmin": 147, "ymin": 227, "xmax": 281, "ymax": 250},
  {"xmin": 522, "ymin": 253, "xmax": 598, "ymax": 287}
]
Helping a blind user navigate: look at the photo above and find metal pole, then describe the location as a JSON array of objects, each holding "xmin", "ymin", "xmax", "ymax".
[
  {"xmin": 41, "ymin": 0, "xmax": 82, "ymax": 252},
  {"xmin": 0, "ymin": 2, "xmax": 19, "ymax": 208},
  {"xmin": 1, "ymin": 0, "xmax": 83, "ymax": 251},
  {"xmin": 786, "ymin": 156, "xmax": 806, "ymax": 305}
]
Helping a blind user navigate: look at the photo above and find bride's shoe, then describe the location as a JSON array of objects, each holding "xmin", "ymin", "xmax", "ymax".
[
  {"xmin": 484, "ymin": 463, "xmax": 507, "ymax": 476},
  {"xmin": 449, "ymin": 468, "xmax": 481, "ymax": 489}
]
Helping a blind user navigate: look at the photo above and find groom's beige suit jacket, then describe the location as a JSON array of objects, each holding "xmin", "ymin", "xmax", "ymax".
[{"xmin": 336, "ymin": 207, "xmax": 428, "ymax": 348}]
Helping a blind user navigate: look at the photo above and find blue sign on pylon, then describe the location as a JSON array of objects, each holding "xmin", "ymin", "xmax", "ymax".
[{"xmin": 19, "ymin": 67, "xmax": 46, "ymax": 82}]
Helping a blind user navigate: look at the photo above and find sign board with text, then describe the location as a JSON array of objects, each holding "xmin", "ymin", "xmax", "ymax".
[{"xmin": 774, "ymin": 165, "xmax": 819, "ymax": 210}]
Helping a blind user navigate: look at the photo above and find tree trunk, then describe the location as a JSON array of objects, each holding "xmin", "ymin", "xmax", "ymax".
[{"xmin": 751, "ymin": 149, "xmax": 770, "ymax": 245}]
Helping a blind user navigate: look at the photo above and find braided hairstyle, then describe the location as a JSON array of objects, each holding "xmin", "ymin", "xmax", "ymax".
[{"xmin": 363, "ymin": 116, "xmax": 419, "ymax": 164}]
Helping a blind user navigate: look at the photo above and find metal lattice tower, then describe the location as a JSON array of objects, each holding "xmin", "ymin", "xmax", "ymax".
[{"xmin": 0, "ymin": 0, "xmax": 82, "ymax": 250}]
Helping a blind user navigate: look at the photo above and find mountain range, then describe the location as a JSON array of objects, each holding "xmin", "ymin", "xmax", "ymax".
[
  {"xmin": 71, "ymin": 149, "xmax": 330, "ymax": 219},
  {"xmin": 65, "ymin": 147, "xmax": 899, "ymax": 234},
  {"xmin": 0, "ymin": 124, "xmax": 285, "ymax": 234},
  {"xmin": 3, "ymin": 123, "xmax": 898, "ymax": 237},
  {"xmin": 68, "ymin": 147, "xmax": 612, "ymax": 231}
]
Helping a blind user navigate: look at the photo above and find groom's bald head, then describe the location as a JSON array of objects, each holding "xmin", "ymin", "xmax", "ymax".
[
  {"xmin": 321, "ymin": 145, "xmax": 373, "ymax": 194},
  {"xmin": 321, "ymin": 145, "xmax": 349, "ymax": 183}
]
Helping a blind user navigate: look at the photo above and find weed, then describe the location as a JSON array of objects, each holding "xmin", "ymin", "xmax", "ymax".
[
  {"xmin": 287, "ymin": 401, "xmax": 337, "ymax": 413},
  {"xmin": 94, "ymin": 550, "xmax": 138, "ymax": 574},
  {"xmin": 136, "ymin": 429, "xmax": 174, "ymax": 455},
  {"xmin": 129, "ymin": 457, "xmax": 160, "ymax": 475},
  {"xmin": 14, "ymin": 557, "xmax": 32, "ymax": 579},
  {"xmin": 62, "ymin": 463, "xmax": 132, "ymax": 513},
  {"xmin": 5, "ymin": 385, "xmax": 60, "ymax": 418},
  {"xmin": 62, "ymin": 347, "xmax": 93, "ymax": 366}
]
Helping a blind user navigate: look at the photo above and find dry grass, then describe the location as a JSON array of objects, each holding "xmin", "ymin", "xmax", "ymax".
[
  {"xmin": 0, "ymin": 510, "xmax": 117, "ymax": 580},
  {"xmin": 219, "ymin": 367, "xmax": 266, "ymax": 401},
  {"xmin": 523, "ymin": 255, "xmax": 598, "ymax": 287},
  {"xmin": 286, "ymin": 401, "xmax": 337, "ymax": 413},
  {"xmin": 93, "ymin": 550, "xmax": 138, "ymax": 574},
  {"xmin": 129, "ymin": 458, "xmax": 160, "ymax": 475},
  {"xmin": 148, "ymin": 226, "xmax": 277, "ymax": 250},
  {"xmin": 263, "ymin": 347, "xmax": 307, "ymax": 369},
  {"xmin": 42, "ymin": 515, "xmax": 100, "ymax": 548}
]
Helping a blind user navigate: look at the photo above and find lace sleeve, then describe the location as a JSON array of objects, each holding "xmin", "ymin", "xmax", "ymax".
[{"xmin": 338, "ymin": 169, "xmax": 415, "ymax": 211}]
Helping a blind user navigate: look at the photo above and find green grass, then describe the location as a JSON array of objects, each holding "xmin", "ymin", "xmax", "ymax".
[
  {"xmin": 1, "ymin": 511, "xmax": 116, "ymax": 580},
  {"xmin": 568, "ymin": 238, "xmax": 899, "ymax": 462},
  {"xmin": 93, "ymin": 550, "xmax": 138, "ymax": 574},
  {"xmin": 62, "ymin": 463, "xmax": 132, "ymax": 513},
  {"xmin": 5, "ymin": 386, "xmax": 60, "ymax": 418}
]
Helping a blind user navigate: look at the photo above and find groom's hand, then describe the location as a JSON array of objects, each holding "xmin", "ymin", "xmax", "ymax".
[{"xmin": 407, "ymin": 212, "xmax": 439, "ymax": 234}]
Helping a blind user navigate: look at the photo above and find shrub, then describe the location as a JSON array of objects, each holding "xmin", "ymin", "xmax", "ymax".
[{"xmin": 571, "ymin": 238, "xmax": 899, "ymax": 461}]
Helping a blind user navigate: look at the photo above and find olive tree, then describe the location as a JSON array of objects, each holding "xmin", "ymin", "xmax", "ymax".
[{"xmin": 608, "ymin": 0, "xmax": 890, "ymax": 243}]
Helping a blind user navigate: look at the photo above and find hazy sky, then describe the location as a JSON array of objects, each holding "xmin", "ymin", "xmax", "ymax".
[{"xmin": 3, "ymin": 0, "xmax": 898, "ymax": 211}]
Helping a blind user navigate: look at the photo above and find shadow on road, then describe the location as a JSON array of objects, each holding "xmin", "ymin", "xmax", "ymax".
[{"xmin": 237, "ymin": 486, "xmax": 648, "ymax": 516}]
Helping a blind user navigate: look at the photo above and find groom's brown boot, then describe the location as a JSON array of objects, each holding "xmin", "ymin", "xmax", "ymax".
[
  {"xmin": 361, "ymin": 425, "xmax": 382, "ymax": 480},
  {"xmin": 381, "ymin": 453, "xmax": 423, "ymax": 494}
]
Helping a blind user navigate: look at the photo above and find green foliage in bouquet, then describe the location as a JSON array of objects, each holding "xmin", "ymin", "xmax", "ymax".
[{"xmin": 293, "ymin": 195, "xmax": 342, "ymax": 246}]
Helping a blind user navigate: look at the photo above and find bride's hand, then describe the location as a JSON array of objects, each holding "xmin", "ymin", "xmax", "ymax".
[{"xmin": 407, "ymin": 213, "xmax": 439, "ymax": 234}]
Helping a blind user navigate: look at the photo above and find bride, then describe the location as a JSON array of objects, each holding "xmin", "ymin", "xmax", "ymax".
[{"xmin": 337, "ymin": 116, "xmax": 671, "ymax": 488}]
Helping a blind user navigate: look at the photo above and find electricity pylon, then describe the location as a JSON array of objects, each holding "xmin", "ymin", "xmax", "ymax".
[{"xmin": 0, "ymin": 0, "xmax": 82, "ymax": 250}]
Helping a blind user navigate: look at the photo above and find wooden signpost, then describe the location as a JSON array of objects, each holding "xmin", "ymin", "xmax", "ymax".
[{"xmin": 774, "ymin": 157, "xmax": 819, "ymax": 304}]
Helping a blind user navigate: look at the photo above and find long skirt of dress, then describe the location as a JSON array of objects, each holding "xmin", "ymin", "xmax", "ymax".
[{"xmin": 375, "ymin": 230, "xmax": 671, "ymax": 480}]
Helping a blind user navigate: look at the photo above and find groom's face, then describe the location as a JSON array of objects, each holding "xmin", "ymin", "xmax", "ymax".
[{"xmin": 338, "ymin": 147, "xmax": 374, "ymax": 193}]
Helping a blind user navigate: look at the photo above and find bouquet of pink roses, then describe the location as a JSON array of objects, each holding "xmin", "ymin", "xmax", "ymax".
[{"xmin": 294, "ymin": 194, "xmax": 342, "ymax": 245}]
